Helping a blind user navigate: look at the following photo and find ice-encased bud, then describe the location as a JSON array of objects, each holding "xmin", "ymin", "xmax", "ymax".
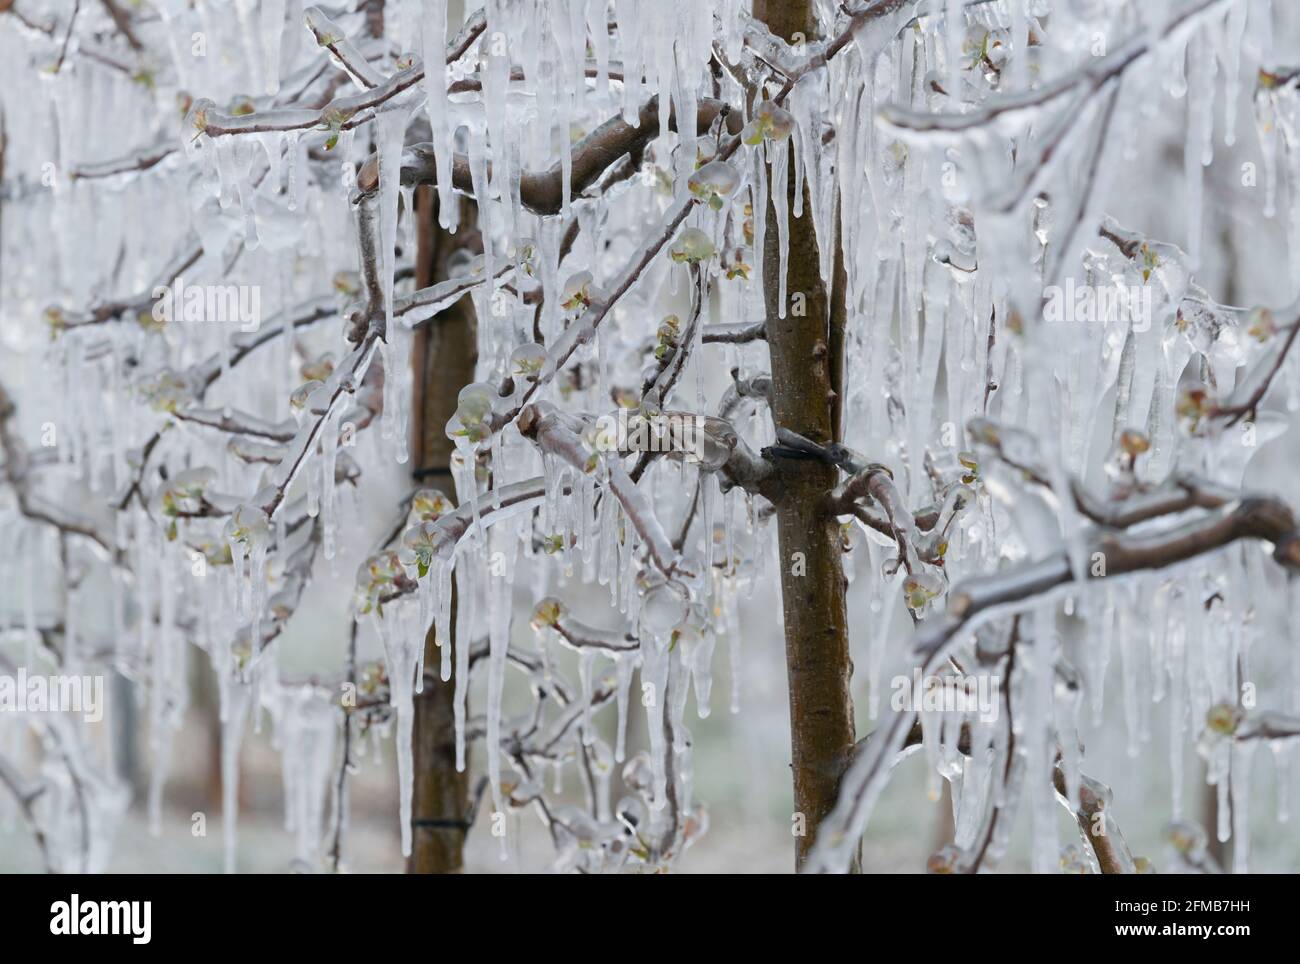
[
  {"xmin": 455, "ymin": 381, "xmax": 496, "ymax": 427},
  {"xmin": 510, "ymin": 342, "xmax": 546, "ymax": 378},
  {"xmin": 1165, "ymin": 820, "xmax": 1208, "ymax": 856},
  {"xmin": 138, "ymin": 368, "xmax": 194, "ymax": 413},
  {"xmin": 641, "ymin": 582, "xmax": 688, "ymax": 635},
  {"xmin": 507, "ymin": 779, "xmax": 542, "ymax": 807},
  {"xmin": 352, "ymin": 550, "xmax": 405, "ymax": 613},
  {"xmin": 1246, "ymin": 306, "xmax": 1275, "ymax": 341},
  {"xmin": 902, "ymin": 570, "xmax": 944, "ymax": 615},
  {"xmin": 530, "ymin": 596, "xmax": 565, "ymax": 630},
  {"xmin": 687, "ymin": 160, "xmax": 741, "ymax": 210},
  {"xmin": 224, "ymin": 504, "xmax": 271, "ymax": 549},
  {"xmin": 587, "ymin": 739, "xmax": 615, "ymax": 775},
  {"xmin": 1205, "ymin": 702, "xmax": 1242, "ymax": 736},
  {"xmin": 621, "ymin": 752, "xmax": 654, "ymax": 793},
  {"xmin": 186, "ymin": 97, "xmax": 216, "ymax": 136},
  {"xmin": 669, "ymin": 227, "xmax": 715, "ymax": 264},
  {"xmin": 552, "ymin": 806, "xmax": 600, "ymax": 844},
  {"xmin": 410, "ymin": 488, "xmax": 453, "ymax": 521},
  {"xmin": 1059, "ymin": 843, "xmax": 1091, "ymax": 874},
  {"xmin": 615, "ymin": 795, "xmax": 647, "ymax": 832},
  {"xmin": 926, "ymin": 844, "xmax": 961, "ymax": 874},
  {"xmin": 290, "ymin": 379, "xmax": 325, "ymax": 420},
  {"xmin": 399, "ymin": 520, "xmax": 439, "ymax": 574},
  {"xmin": 301, "ymin": 353, "xmax": 335, "ymax": 382},
  {"xmin": 446, "ymin": 411, "xmax": 489, "ymax": 445},
  {"xmin": 1175, "ymin": 382, "xmax": 1215, "ymax": 435},
  {"xmin": 153, "ymin": 466, "xmax": 217, "ymax": 518},
  {"xmin": 560, "ymin": 270, "xmax": 594, "ymax": 311},
  {"xmin": 512, "ymin": 237, "xmax": 538, "ymax": 276},
  {"xmin": 741, "ymin": 100, "xmax": 795, "ymax": 145}
]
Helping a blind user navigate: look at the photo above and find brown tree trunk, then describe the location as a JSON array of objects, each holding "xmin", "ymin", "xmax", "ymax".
[
  {"xmin": 406, "ymin": 187, "xmax": 478, "ymax": 872},
  {"xmin": 754, "ymin": 0, "xmax": 860, "ymax": 872}
]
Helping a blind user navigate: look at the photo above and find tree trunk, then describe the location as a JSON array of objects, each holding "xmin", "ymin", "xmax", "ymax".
[
  {"xmin": 754, "ymin": 0, "xmax": 860, "ymax": 873},
  {"xmin": 406, "ymin": 187, "xmax": 477, "ymax": 873}
]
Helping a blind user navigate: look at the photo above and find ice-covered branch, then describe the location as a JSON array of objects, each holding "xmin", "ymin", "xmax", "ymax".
[
  {"xmin": 192, "ymin": 9, "xmax": 487, "ymax": 139},
  {"xmin": 837, "ymin": 464, "xmax": 924, "ymax": 573},
  {"xmin": 391, "ymin": 264, "xmax": 508, "ymax": 329},
  {"xmin": 59, "ymin": 244, "xmax": 203, "ymax": 331},
  {"xmin": 518, "ymin": 402, "xmax": 683, "ymax": 577},
  {"xmin": 172, "ymin": 408, "xmax": 297, "ymax": 444},
  {"xmin": 856, "ymin": 708, "xmax": 1137, "ymax": 873},
  {"xmin": 303, "ymin": 6, "xmax": 386, "ymax": 90},
  {"xmin": 641, "ymin": 266, "xmax": 708, "ymax": 410},
  {"xmin": 1211, "ymin": 315, "xmax": 1300, "ymax": 425},
  {"xmin": 1224, "ymin": 709, "xmax": 1300, "ymax": 743},
  {"xmin": 1050, "ymin": 767, "xmax": 1136, "ymax": 874},
  {"xmin": 357, "ymin": 96, "xmax": 740, "ymax": 215},
  {"xmin": 551, "ymin": 616, "xmax": 639, "ymax": 655},
  {"xmin": 0, "ymin": 383, "xmax": 112, "ymax": 553},
  {"xmin": 70, "ymin": 142, "xmax": 174, "ymax": 181},
  {"xmin": 261, "ymin": 332, "xmax": 381, "ymax": 520},
  {"xmin": 918, "ymin": 494, "xmax": 1300, "ymax": 667},
  {"xmin": 880, "ymin": 0, "xmax": 1230, "ymax": 135},
  {"xmin": 98, "ymin": 0, "xmax": 142, "ymax": 52},
  {"xmin": 968, "ymin": 417, "xmax": 1247, "ymax": 529},
  {"xmin": 116, "ymin": 296, "xmax": 340, "ymax": 513},
  {"xmin": 811, "ymin": 485, "xmax": 1300, "ymax": 873},
  {"xmin": 493, "ymin": 195, "xmax": 700, "ymax": 430},
  {"xmin": 701, "ymin": 321, "xmax": 767, "ymax": 344},
  {"xmin": 0, "ymin": 755, "xmax": 52, "ymax": 873}
]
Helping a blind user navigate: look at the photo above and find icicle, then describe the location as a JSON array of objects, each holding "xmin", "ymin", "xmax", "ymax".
[
  {"xmin": 1257, "ymin": 79, "xmax": 1280, "ymax": 219},
  {"xmin": 638, "ymin": 619, "xmax": 673, "ymax": 810},
  {"xmin": 286, "ymin": 131, "xmax": 303, "ymax": 210},
  {"xmin": 722, "ymin": 574, "xmax": 742, "ymax": 714},
  {"xmin": 1222, "ymin": 2, "xmax": 1248, "ymax": 146},
  {"xmin": 376, "ymin": 101, "xmax": 414, "ymax": 341},
  {"xmin": 1028, "ymin": 603, "xmax": 1059, "ymax": 874},
  {"xmin": 261, "ymin": 0, "xmax": 286, "ymax": 95},
  {"xmin": 944, "ymin": 0, "xmax": 963, "ymax": 102},
  {"xmin": 771, "ymin": 138, "xmax": 791, "ymax": 318},
  {"xmin": 485, "ymin": 529, "xmax": 518, "ymax": 853},
  {"xmin": 373, "ymin": 603, "xmax": 421, "ymax": 858},
  {"xmin": 1169, "ymin": 595, "xmax": 1188, "ymax": 820},
  {"xmin": 439, "ymin": 553, "xmax": 454, "ymax": 683},
  {"xmin": 920, "ymin": 703, "xmax": 943, "ymax": 802},
  {"xmin": 615, "ymin": 0, "xmax": 642, "ymax": 123},
  {"xmin": 422, "ymin": 0, "xmax": 458, "ymax": 230},
  {"xmin": 578, "ymin": 649, "xmax": 597, "ymax": 742},
  {"xmin": 221, "ymin": 683, "xmax": 252, "ymax": 874},
  {"xmin": 1183, "ymin": 29, "xmax": 1213, "ymax": 267},
  {"xmin": 614, "ymin": 652, "xmax": 636, "ymax": 762},
  {"xmin": 321, "ymin": 408, "xmax": 340, "ymax": 559},
  {"xmin": 1231, "ymin": 741, "xmax": 1256, "ymax": 873}
]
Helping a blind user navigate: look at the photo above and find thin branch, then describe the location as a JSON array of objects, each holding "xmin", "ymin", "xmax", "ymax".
[
  {"xmin": 702, "ymin": 321, "xmax": 767, "ymax": 344},
  {"xmin": 51, "ymin": 0, "xmax": 79, "ymax": 74},
  {"xmin": 0, "ymin": 383, "xmax": 113, "ymax": 553},
  {"xmin": 880, "ymin": 0, "xmax": 1227, "ymax": 135},
  {"xmin": 195, "ymin": 10, "xmax": 487, "ymax": 138},
  {"xmin": 359, "ymin": 97, "xmax": 739, "ymax": 215},
  {"xmin": 99, "ymin": 0, "xmax": 142, "ymax": 52}
]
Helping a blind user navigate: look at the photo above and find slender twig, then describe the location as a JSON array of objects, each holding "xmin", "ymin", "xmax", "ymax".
[{"xmin": 51, "ymin": 0, "xmax": 79, "ymax": 74}]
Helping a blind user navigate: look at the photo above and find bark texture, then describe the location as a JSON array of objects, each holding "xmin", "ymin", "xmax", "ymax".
[
  {"xmin": 754, "ymin": 0, "xmax": 860, "ymax": 872},
  {"xmin": 407, "ymin": 187, "xmax": 477, "ymax": 873}
]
